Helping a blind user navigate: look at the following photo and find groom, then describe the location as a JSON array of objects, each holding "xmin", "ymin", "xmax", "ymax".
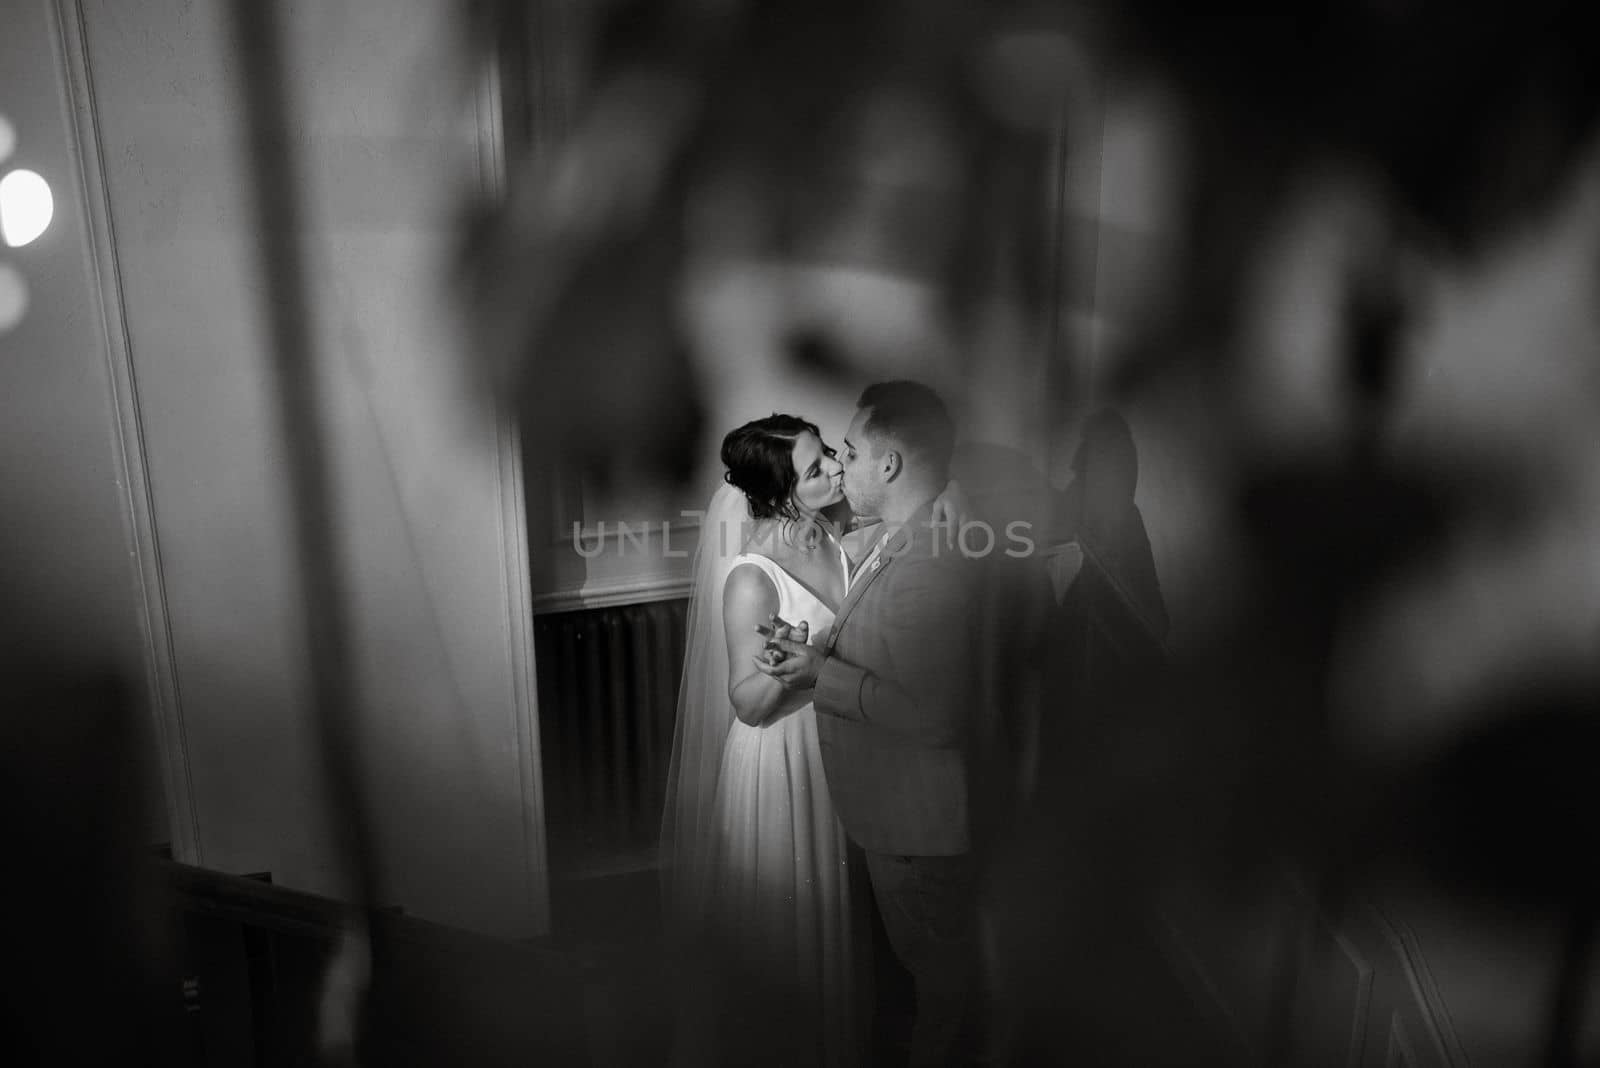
[{"xmin": 758, "ymin": 380, "xmax": 983, "ymax": 1066}]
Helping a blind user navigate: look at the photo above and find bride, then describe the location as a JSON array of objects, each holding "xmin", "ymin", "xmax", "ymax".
[{"xmin": 661, "ymin": 413, "xmax": 963, "ymax": 1065}]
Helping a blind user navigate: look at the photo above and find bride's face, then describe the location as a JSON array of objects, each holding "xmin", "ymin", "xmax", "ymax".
[{"xmin": 789, "ymin": 431, "xmax": 844, "ymax": 515}]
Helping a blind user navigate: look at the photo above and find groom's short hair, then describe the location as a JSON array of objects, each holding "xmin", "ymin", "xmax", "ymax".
[{"xmin": 858, "ymin": 380, "xmax": 955, "ymax": 480}]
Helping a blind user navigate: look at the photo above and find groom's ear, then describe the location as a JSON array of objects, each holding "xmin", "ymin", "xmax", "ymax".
[{"xmin": 881, "ymin": 449, "xmax": 902, "ymax": 482}]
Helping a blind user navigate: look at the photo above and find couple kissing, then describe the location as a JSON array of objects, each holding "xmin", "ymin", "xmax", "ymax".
[{"xmin": 662, "ymin": 380, "xmax": 985, "ymax": 1067}]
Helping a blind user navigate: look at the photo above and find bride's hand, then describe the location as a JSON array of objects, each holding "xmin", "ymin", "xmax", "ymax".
[
  {"xmin": 931, "ymin": 479, "xmax": 972, "ymax": 548},
  {"xmin": 755, "ymin": 614, "xmax": 808, "ymax": 663},
  {"xmin": 756, "ymin": 613, "xmax": 805, "ymax": 643},
  {"xmin": 753, "ymin": 634, "xmax": 825, "ymax": 690}
]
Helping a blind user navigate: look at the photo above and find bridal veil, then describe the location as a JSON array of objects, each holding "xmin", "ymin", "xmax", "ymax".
[{"xmin": 659, "ymin": 481, "xmax": 749, "ymax": 928}]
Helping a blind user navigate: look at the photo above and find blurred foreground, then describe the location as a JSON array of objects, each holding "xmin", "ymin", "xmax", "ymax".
[{"xmin": 5, "ymin": 0, "xmax": 1600, "ymax": 1064}]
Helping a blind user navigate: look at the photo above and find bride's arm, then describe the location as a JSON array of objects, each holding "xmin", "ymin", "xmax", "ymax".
[{"xmin": 723, "ymin": 565, "xmax": 811, "ymax": 727}]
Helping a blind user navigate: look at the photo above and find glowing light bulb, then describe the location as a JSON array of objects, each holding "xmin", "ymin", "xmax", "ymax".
[
  {"xmin": 1, "ymin": 169, "xmax": 54, "ymax": 248},
  {"xmin": 0, "ymin": 262, "xmax": 28, "ymax": 333}
]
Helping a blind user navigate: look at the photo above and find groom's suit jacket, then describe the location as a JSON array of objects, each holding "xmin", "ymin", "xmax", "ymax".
[{"xmin": 814, "ymin": 502, "xmax": 980, "ymax": 857}]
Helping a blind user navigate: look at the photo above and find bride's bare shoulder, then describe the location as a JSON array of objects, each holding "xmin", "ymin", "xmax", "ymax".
[
  {"xmin": 724, "ymin": 560, "xmax": 778, "ymax": 604},
  {"xmin": 722, "ymin": 562, "xmax": 779, "ymax": 641}
]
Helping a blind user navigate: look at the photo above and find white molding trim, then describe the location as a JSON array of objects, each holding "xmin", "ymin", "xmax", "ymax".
[
  {"xmin": 478, "ymin": 49, "xmax": 551, "ymax": 938},
  {"xmin": 1373, "ymin": 905, "xmax": 1472, "ymax": 1067},
  {"xmin": 533, "ymin": 576, "xmax": 692, "ymax": 615},
  {"xmin": 53, "ymin": 0, "xmax": 202, "ymax": 865},
  {"xmin": 475, "ymin": 41, "xmax": 507, "ymax": 200}
]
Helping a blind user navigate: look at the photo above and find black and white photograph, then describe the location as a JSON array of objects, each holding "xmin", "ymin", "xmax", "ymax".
[{"xmin": 2, "ymin": 1, "xmax": 1598, "ymax": 1064}]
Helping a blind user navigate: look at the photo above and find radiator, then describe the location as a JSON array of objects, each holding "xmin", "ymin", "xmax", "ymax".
[{"xmin": 533, "ymin": 599, "xmax": 688, "ymax": 871}]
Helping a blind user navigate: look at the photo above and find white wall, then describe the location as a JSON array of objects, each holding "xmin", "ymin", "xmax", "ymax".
[
  {"xmin": 0, "ymin": 0, "xmax": 155, "ymax": 822},
  {"xmin": 0, "ymin": 0, "xmax": 142, "ymax": 658},
  {"xmin": 62, "ymin": 0, "xmax": 546, "ymax": 937}
]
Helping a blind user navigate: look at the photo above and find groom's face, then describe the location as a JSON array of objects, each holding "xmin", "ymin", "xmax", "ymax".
[{"xmin": 840, "ymin": 408, "xmax": 885, "ymax": 518}]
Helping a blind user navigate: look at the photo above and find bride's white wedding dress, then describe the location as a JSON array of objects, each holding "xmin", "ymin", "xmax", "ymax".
[
  {"xmin": 661, "ymin": 484, "xmax": 865, "ymax": 1066},
  {"xmin": 705, "ymin": 551, "xmax": 861, "ymax": 1066}
]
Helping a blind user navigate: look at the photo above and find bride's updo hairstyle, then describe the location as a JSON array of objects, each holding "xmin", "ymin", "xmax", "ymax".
[{"xmin": 721, "ymin": 414, "xmax": 823, "ymax": 521}]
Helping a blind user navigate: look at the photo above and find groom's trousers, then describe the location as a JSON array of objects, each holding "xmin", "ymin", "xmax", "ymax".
[{"xmin": 864, "ymin": 849, "xmax": 980, "ymax": 1067}]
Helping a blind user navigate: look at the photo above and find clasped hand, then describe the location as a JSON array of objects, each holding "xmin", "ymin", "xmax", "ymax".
[{"xmin": 752, "ymin": 613, "xmax": 825, "ymax": 690}]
